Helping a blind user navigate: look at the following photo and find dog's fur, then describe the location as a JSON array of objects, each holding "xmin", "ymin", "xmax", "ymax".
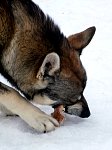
[{"xmin": 0, "ymin": 0, "xmax": 96, "ymax": 132}]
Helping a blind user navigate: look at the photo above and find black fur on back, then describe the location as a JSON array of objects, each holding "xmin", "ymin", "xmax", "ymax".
[
  {"xmin": 43, "ymin": 15, "xmax": 65, "ymax": 53},
  {"xmin": 8, "ymin": 0, "xmax": 66, "ymax": 55}
]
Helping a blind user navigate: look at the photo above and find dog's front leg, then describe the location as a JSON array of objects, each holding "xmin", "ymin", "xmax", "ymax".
[{"xmin": 0, "ymin": 82, "xmax": 59, "ymax": 132}]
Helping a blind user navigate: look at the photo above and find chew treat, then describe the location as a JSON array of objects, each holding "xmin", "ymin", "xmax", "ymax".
[{"xmin": 51, "ymin": 105, "xmax": 65, "ymax": 125}]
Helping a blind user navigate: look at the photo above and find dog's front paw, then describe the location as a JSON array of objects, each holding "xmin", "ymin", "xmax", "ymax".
[{"xmin": 20, "ymin": 107, "xmax": 59, "ymax": 133}]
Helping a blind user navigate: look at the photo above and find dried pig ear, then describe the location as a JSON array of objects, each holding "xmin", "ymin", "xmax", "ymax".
[{"xmin": 51, "ymin": 105, "xmax": 65, "ymax": 125}]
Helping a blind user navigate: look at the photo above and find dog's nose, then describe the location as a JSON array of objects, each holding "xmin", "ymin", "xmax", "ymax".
[{"xmin": 79, "ymin": 105, "xmax": 91, "ymax": 118}]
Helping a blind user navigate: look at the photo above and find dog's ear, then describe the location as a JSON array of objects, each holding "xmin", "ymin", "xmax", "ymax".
[
  {"xmin": 36, "ymin": 52, "xmax": 60, "ymax": 85},
  {"xmin": 68, "ymin": 26, "xmax": 96, "ymax": 55}
]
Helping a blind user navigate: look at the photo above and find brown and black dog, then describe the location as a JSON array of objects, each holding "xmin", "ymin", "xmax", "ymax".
[{"xmin": 0, "ymin": 0, "xmax": 96, "ymax": 132}]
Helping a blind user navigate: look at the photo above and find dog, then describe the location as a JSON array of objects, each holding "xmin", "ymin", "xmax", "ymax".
[{"xmin": 0, "ymin": 0, "xmax": 96, "ymax": 132}]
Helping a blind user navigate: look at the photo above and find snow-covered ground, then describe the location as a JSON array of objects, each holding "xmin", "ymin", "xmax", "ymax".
[{"xmin": 0, "ymin": 0, "xmax": 112, "ymax": 149}]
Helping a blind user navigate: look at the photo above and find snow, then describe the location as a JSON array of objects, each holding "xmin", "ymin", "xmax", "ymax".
[{"xmin": 0, "ymin": 0, "xmax": 112, "ymax": 149}]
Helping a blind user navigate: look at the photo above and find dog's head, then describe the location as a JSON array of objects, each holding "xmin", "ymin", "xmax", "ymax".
[{"xmin": 35, "ymin": 26, "xmax": 96, "ymax": 118}]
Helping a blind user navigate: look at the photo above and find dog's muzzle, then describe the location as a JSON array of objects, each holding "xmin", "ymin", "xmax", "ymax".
[{"xmin": 65, "ymin": 95, "xmax": 91, "ymax": 118}]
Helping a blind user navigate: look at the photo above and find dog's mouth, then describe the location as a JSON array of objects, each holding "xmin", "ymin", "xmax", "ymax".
[
  {"xmin": 65, "ymin": 102, "xmax": 83, "ymax": 116},
  {"xmin": 52, "ymin": 102, "xmax": 82, "ymax": 117},
  {"xmin": 52, "ymin": 95, "xmax": 91, "ymax": 118}
]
